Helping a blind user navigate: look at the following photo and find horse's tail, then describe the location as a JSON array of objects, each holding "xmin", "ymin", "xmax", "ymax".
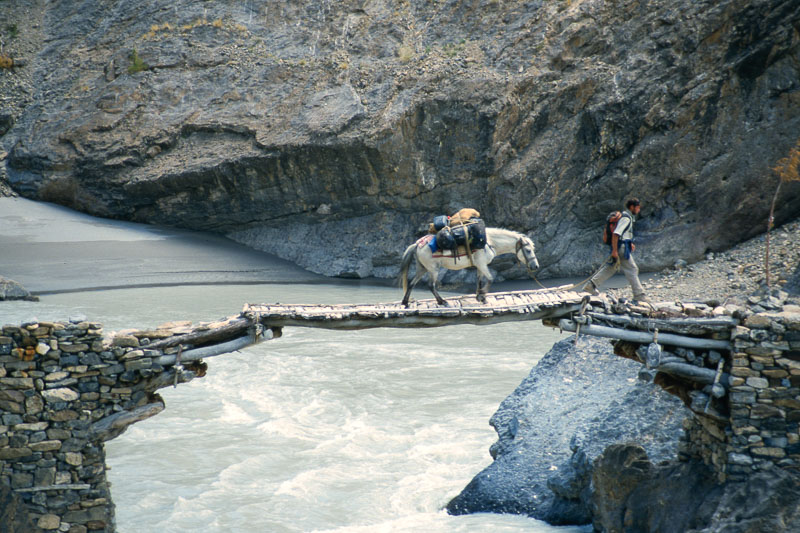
[{"xmin": 397, "ymin": 243, "xmax": 417, "ymax": 292}]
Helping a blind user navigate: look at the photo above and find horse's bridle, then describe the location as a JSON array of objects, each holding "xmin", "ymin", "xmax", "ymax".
[{"xmin": 516, "ymin": 238, "xmax": 538, "ymax": 275}]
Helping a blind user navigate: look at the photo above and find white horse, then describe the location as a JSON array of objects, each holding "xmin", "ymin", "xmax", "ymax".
[{"xmin": 398, "ymin": 227, "xmax": 539, "ymax": 306}]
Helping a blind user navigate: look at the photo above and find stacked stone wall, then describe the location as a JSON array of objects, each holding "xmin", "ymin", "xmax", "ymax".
[
  {"xmin": 0, "ymin": 316, "xmax": 199, "ymax": 533},
  {"xmin": 678, "ymin": 293, "xmax": 800, "ymax": 482},
  {"xmin": 1, "ymin": 318, "xmax": 115, "ymax": 532}
]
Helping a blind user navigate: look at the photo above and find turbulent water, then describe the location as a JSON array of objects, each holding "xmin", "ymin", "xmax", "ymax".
[{"xmin": 2, "ymin": 282, "xmax": 589, "ymax": 533}]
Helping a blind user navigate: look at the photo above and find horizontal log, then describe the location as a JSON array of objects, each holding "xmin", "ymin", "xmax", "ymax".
[
  {"xmin": 242, "ymin": 288, "xmax": 588, "ymax": 330},
  {"xmin": 146, "ymin": 368, "xmax": 196, "ymax": 391},
  {"xmin": 155, "ymin": 331, "xmax": 271, "ymax": 366},
  {"xmin": 90, "ymin": 401, "xmax": 165, "ymax": 441},
  {"xmin": 255, "ymin": 304, "xmax": 585, "ymax": 330},
  {"xmin": 558, "ymin": 319, "xmax": 732, "ymax": 350},
  {"xmin": 144, "ymin": 316, "xmax": 251, "ymax": 349},
  {"xmin": 587, "ymin": 312, "xmax": 736, "ymax": 336},
  {"xmin": 16, "ymin": 484, "xmax": 92, "ymax": 492},
  {"xmin": 656, "ymin": 362, "xmax": 718, "ymax": 385}
]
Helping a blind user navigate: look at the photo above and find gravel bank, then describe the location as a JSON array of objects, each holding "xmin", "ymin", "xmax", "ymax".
[{"xmin": 606, "ymin": 218, "xmax": 800, "ymax": 303}]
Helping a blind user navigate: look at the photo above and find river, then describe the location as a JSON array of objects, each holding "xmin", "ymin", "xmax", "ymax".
[{"xmin": 2, "ymin": 281, "xmax": 590, "ymax": 533}]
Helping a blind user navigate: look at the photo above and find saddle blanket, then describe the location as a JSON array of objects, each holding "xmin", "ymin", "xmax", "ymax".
[
  {"xmin": 432, "ymin": 246, "xmax": 476, "ymax": 259},
  {"xmin": 417, "ymin": 234, "xmax": 435, "ymax": 249}
]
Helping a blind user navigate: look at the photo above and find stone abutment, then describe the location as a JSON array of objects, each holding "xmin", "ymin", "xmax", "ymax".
[
  {"xmin": 679, "ymin": 293, "xmax": 800, "ymax": 482},
  {"xmin": 0, "ymin": 315, "xmax": 253, "ymax": 532}
]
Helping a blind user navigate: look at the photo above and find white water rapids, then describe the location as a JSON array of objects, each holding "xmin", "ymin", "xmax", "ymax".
[{"xmin": 3, "ymin": 282, "xmax": 592, "ymax": 532}]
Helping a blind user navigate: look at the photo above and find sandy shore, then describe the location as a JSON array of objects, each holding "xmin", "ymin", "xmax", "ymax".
[{"xmin": 0, "ymin": 197, "xmax": 326, "ymax": 294}]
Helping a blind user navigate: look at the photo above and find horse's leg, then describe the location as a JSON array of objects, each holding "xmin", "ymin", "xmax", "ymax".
[
  {"xmin": 402, "ymin": 265, "xmax": 426, "ymax": 307},
  {"xmin": 428, "ymin": 269, "xmax": 447, "ymax": 306},
  {"xmin": 475, "ymin": 258, "xmax": 494, "ymax": 303}
]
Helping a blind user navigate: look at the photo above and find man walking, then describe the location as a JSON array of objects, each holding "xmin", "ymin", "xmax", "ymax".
[{"xmin": 583, "ymin": 198, "xmax": 648, "ymax": 303}]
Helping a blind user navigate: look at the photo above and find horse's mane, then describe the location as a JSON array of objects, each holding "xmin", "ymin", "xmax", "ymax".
[
  {"xmin": 486, "ymin": 227, "xmax": 527, "ymax": 239},
  {"xmin": 485, "ymin": 227, "xmax": 532, "ymax": 254}
]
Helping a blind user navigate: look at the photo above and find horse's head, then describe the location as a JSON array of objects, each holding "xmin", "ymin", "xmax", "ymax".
[{"xmin": 515, "ymin": 236, "xmax": 539, "ymax": 273}]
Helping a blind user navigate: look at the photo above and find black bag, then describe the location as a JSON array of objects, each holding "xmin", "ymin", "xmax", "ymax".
[
  {"xmin": 436, "ymin": 219, "xmax": 486, "ymax": 252},
  {"xmin": 435, "ymin": 226, "xmax": 456, "ymax": 250},
  {"xmin": 433, "ymin": 215, "xmax": 449, "ymax": 231}
]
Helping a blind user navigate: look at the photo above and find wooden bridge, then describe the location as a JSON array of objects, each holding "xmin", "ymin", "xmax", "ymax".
[
  {"xmin": 140, "ymin": 284, "xmax": 589, "ymax": 363},
  {"xmin": 134, "ymin": 284, "xmax": 738, "ymax": 423}
]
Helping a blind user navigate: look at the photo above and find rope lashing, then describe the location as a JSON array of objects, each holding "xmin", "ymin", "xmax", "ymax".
[
  {"xmin": 173, "ymin": 346, "xmax": 183, "ymax": 388},
  {"xmin": 573, "ymin": 295, "xmax": 592, "ymax": 346}
]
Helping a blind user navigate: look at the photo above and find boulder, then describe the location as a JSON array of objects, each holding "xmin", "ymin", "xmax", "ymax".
[
  {"xmin": 592, "ymin": 456, "xmax": 800, "ymax": 533},
  {"xmin": 446, "ymin": 336, "xmax": 689, "ymax": 522},
  {"xmin": 0, "ymin": 277, "xmax": 38, "ymax": 302},
  {"xmin": 590, "ymin": 443, "xmax": 653, "ymax": 532}
]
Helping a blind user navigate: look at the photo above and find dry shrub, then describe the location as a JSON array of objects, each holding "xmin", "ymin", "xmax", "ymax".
[
  {"xmin": 766, "ymin": 139, "xmax": 800, "ymax": 287},
  {"xmin": 773, "ymin": 140, "xmax": 800, "ymax": 184},
  {"xmin": 0, "ymin": 53, "xmax": 12, "ymax": 69},
  {"xmin": 398, "ymin": 44, "xmax": 414, "ymax": 63}
]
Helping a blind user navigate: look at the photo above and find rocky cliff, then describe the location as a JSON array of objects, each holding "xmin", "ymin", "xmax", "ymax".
[{"xmin": 1, "ymin": 0, "xmax": 799, "ymax": 279}]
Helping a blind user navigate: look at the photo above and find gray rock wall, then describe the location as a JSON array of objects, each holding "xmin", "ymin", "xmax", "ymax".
[{"xmin": 1, "ymin": 0, "xmax": 799, "ymax": 279}]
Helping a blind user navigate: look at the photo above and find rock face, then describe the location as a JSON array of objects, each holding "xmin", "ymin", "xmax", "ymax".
[
  {"xmin": 589, "ymin": 447, "xmax": 800, "ymax": 533},
  {"xmin": 445, "ymin": 336, "xmax": 690, "ymax": 522},
  {"xmin": 1, "ymin": 0, "xmax": 800, "ymax": 278}
]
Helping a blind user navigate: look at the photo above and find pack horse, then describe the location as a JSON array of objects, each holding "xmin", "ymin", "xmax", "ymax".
[{"xmin": 398, "ymin": 226, "xmax": 539, "ymax": 306}]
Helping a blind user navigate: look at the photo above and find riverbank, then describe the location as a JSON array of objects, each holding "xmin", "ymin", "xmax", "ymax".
[
  {"xmin": 0, "ymin": 197, "xmax": 326, "ymax": 295},
  {"xmin": 0, "ymin": 196, "xmax": 635, "ymax": 298}
]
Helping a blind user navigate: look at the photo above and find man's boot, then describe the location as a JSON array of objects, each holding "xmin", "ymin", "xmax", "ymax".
[{"xmin": 582, "ymin": 281, "xmax": 600, "ymax": 296}]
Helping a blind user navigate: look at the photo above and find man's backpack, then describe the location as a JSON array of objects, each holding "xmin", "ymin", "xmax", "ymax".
[{"xmin": 603, "ymin": 211, "xmax": 629, "ymax": 244}]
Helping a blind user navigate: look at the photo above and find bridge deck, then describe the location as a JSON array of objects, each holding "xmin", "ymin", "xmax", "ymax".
[{"xmin": 243, "ymin": 285, "xmax": 587, "ymax": 329}]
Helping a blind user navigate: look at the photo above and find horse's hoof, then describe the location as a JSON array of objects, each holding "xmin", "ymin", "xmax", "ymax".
[{"xmin": 437, "ymin": 300, "xmax": 447, "ymax": 306}]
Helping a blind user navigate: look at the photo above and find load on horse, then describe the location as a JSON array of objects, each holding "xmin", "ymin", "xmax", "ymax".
[
  {"xmin": 426, "ymin": 207, "xmax": 486, "ymax": 262},
  {"xmin": 398, "ymin": 209, "xmax": 539, "ymax": 306}
]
